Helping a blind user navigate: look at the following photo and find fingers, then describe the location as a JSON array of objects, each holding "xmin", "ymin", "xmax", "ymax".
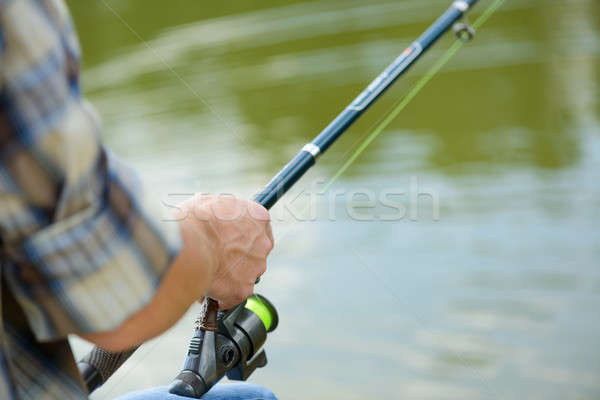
[
  {"xmin": 238, "ymin": 200, "xmax": 273, "ymax": 257},
  {"xmin": 216, "ymin": 280, "xmax": 254, "ymax": 310},
  {"xmin": 247, "ymin": 200, "xmax": 270, "ymax": 222},
  {"xmin": 248, "ymin": 202, "xmax": 274, "ymax": 256},
  {"xmin": 211, "ymin": 249, "xmax": 269, "ymax": 309},
  {"xmin": 264, "ymin": 221, "xmax": 274, "ymax": 251},
  {"xmin": 219, "ymin": 288, "xmax": 252, "ymax": 310},
  {"xmin": 254, "ymin": 259, "xmax": 267, "ymax": 282},
  {"xmin": 246, "ymin": 202, "xmax": 273, "ymax": 253},
  {"xmin": 196, "ymin": 195, "xmax": 275, "ymax": 310}
]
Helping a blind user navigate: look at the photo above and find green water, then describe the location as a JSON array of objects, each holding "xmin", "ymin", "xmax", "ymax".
[{"xmin": 66, "ymin": 0, "xmax": 600, "ymax": 399}]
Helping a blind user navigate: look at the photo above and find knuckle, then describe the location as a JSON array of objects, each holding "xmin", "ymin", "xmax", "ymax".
[
  {"xmin": 263, "ymin": 236, "xmax": 274, "ymax": 253},
  {"xmin": 249, "ymin": 202, "xmax": 270, "ymax": 221},
  {"xmin": 267, "ymin": 237, "xmax": 275, "ymax": 254}
]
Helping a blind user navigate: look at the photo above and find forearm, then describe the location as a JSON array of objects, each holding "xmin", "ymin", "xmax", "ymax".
[{"xmin": 80, "ymin": 218, "xmax": 215, "ymax": 352}]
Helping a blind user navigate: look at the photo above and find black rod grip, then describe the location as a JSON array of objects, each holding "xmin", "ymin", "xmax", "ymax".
[{"xmin": 78, "ymin": 346, "xmax": 137, "ymax": 393}]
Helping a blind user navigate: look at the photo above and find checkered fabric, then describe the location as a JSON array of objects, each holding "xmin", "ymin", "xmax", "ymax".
[{"xmin": 0, "ymin": 0, "xmax": 181, "ymax": 398}]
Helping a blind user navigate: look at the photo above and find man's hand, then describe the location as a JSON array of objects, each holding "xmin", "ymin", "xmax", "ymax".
[
  {"xmin": 81, "ymin": 194, "xmax": 274, "ymax": 351},
  {"xmin": 183, "ymin": 194, "xmax": 274, "ymax": 309}
]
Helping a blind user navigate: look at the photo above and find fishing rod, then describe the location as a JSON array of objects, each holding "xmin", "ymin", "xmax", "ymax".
[{"xmin": 78, "ymin": 0, "xmax": 480, "ymax": 396}]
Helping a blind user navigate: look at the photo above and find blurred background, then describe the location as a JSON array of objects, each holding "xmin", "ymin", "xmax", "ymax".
[{"xmin": 66, "ymin": 0, "xmax": 599, "ymax": 399}]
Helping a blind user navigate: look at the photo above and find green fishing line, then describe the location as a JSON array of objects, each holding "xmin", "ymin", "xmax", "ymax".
[{"xmin": 320, "ymin": 0, "xmax": 506, "ymax": 194}]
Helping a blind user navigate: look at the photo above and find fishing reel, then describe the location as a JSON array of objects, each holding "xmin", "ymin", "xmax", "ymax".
[{"xmin": 168, "ymin": 294, "xmax": 278, "ymax": 398}]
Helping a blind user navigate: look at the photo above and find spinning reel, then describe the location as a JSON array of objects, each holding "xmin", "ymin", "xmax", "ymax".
[{"xmin": 168, "ymin": 295, "xmax": 278, "ymax": 398}]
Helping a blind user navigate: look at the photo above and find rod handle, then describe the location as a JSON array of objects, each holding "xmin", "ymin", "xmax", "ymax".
[{"xmin": 78, "ymin": 346, "xmax": 137, "ymax": 393}]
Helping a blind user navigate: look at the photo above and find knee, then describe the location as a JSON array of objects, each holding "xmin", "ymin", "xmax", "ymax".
[
  {"xmin": 202, "ymin": 382, "xmax": 277, "ymax": 400},
  {"xmin": 253, "ymin": 385, "xmax": 277, "ymax": 400},
  {"xmin": 241, "ymin": 382, "xmax": 277, "ymax": 400}
]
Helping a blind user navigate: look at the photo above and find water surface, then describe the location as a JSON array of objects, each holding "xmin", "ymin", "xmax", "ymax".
[{"xmin": 66, "ymin": 0, "xmax": 600, "ymax": 399}]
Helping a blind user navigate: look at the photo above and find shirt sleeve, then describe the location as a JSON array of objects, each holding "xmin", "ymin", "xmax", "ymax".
[{"xmin": 0, "ymin": 0, "xmax": 182, "ymax": 341}]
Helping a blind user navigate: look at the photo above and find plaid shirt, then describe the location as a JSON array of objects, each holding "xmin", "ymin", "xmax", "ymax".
[{"xmin": 0, "ymin": 0, "xmax": 181, "ymax": 398}]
